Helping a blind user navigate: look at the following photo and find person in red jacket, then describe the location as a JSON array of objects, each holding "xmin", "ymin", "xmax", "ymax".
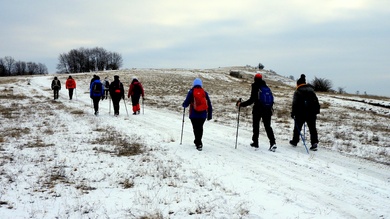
[
  {"xmin": 127, "ymin": 77, "xmax": 144, "ymax": 115},
  {"xmin": 65, "ymin": 75, "xmax": 76, "ymax": 100}
]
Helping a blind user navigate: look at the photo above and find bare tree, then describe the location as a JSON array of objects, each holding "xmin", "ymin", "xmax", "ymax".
[
  {"xmin": 4, "ymin": 56, "xmax": 15, "ymax": 76},
  {"xmin": 14, "ymin": 61, "xmax": 27, "ymax": 75}
]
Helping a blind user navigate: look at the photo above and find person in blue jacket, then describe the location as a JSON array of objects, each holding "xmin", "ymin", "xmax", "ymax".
[
  {"xmin": 182, "ymin": 78, "xmax": 212, "ymax": 151},
  {"xmin": 90, "ymin": 76, "xmax": 105, "ymax": 116}
]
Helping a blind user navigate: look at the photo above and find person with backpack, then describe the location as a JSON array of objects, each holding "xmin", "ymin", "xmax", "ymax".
[
  {"xmin": 290, "ymin": 74, "xmax": 320, "ymax": 151},
  {"xmin": 90, "ymin": 76, "xmax": 105, "ymax": 116},
  {"xmin": 65, "ymin": 75, "xmax": 76, "ymax": 100},
  {"xmin": 51, "ymin": 76, "xmax": 61, "ymax": 100},
  {"xmin": 103, "ymin": 77, "xmax": 110, "ymax": 99},
  {"xmin": 182, "ymin": 78, "xmax": 212, "ymax": 151},
  {"xmin": 127, "ymin": 77, "xmax": 145, "ymax": 115},
  {"xmin": 237, "ymin": 73, "xmax": 277, "ymax": 152},
  {"xmin": 109, "ymin": 75, "xmax": 125, "ymax": 116}
]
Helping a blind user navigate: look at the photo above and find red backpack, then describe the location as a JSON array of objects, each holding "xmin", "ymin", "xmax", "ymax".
[{"xmin": 192, "ymin": 87, "xmax": 208, "ymax": 112}]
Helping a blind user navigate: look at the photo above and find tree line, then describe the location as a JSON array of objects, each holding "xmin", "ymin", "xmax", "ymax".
[
  {"xmin": 56, "ymin": 47, "xmax": 123, "ymax": 73},
  {"xmin": 0, "ymin": 56, "xmax": 48, "ymax": 76}
]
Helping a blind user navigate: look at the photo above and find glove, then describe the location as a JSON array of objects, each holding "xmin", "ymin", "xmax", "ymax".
[
  {"xmin": 291, "ymin": 112, "xmax": 295, "ymax": 119},
  {"xmin": 236, "ymin": 98, "xmax": 242, "ymax": 107},
  {"xmin": 101, "ymin": 96, "xmax": 105, "ymax": 100},
  {"xmin": 207, "ymin": 117, "xmax": 212, "ymax": 121}
]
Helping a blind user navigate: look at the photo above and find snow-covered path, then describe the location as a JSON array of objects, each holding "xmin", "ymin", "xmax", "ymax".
[{"xmin": 1, "ymin": 75, "xmax": 389, "ymax": 218}]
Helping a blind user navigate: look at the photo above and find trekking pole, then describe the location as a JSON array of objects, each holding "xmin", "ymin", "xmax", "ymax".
[
  {"xmin": 108, "ymin": 95, "xmax": 111, "ymax": 115},
  {"xmin": 75, "ymin": 88, "xmax": 77, "ymax": 100},
  {"xmin": 303, "ymin": 123, "xmax": 306, "ymax": 142},
  {"xmin": 142, "ymin": 98, "xmax": 144, "ymax": 115},
  {"xmin": 180, "ymin": 107, "xmax": 185, "ymax": 145},
  {"xmin": 123, "ymin": 98, "xmax": 129, "ymax": 116},
  {"xmin": 235, "ymin": 98, "xmax": 242, "ymax": 149},
  {"xmin": 293, "ymin": 118, "xmax": 309, "ymax": 154}
]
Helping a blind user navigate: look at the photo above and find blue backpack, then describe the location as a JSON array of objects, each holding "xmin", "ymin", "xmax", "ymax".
[{"xmin": 258, "ymin": 86, "xmax": 274, "ymax": 109}]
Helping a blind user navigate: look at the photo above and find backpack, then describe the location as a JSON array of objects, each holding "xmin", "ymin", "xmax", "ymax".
[
  {"xmin": 258, "ymin": 86, "xmax": 274, "ymax": 109},
  {"xmin": 92, "ymin": 81, "xmax": 102, "ymax": 95},
  {"xmin": 193, "ymin": 87, "xmax": 208, "ymax": 112},
  {"xmin": 53, "ymin": 80, "xmax": 60, "ymax": 88}
]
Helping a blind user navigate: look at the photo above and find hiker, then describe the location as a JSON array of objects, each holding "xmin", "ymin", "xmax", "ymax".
[
  {"xmin": 127, "ymin": 77, "xmax": 145, "ymax": 115},
  {"xmin": 103, "ymin": 77, "xmax": 110, "ymax": 99},
  {"xmin": 51, "ymin": 76, "xmax": 61, "ymax": 100},
  {"xmin": 182, "ymin": 78, "xmax": 212, "ymax": 151},
  {"xmin": 65, "ymin": 75, "xmax": 76, "ymax": 100},
  {"xmin": 90, "ymin": 76, "xmax": 105, "ymax": 116},
  {"xmin": 237, "ymin": 73, "xmax": 277, "ymax": 151},
  {"xmin": 290, "ymin": 74, "xmax": 320, "ymax": 151},
  {"xmin": 109, "ymin": 75, "xmax": 125, "ymax": 116},
  {"xmin": 90, "ymin": 74, "xmax": 97, "ymax": 87}
]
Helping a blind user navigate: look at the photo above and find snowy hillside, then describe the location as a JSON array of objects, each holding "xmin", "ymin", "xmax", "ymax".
[{"xmin": 0, "ymin": 67, "xmax": 389, "ymax": 218}]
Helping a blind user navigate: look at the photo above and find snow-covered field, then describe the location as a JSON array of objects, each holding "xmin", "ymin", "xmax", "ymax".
[{"xmin": 1, "ymin": 67, "xmax": 389, "ymax": 218}]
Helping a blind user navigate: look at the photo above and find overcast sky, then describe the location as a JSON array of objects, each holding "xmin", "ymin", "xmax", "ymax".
[{"xmin": 1, "ymin": 0, "xmax": 389, "ymax": 96}]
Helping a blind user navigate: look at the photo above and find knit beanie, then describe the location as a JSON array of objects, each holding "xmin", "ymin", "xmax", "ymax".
[
  {"xmin": 297, "ymin": 74, "xmax": 306, "ymax": 85},
  {"xmin": 193, "ymin": 78, "xmax": 202, "ymax": 87}
]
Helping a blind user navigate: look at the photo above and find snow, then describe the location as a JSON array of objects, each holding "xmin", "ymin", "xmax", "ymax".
[{"xmin": 1, "ymin": 67, "xmax": 389, "ymax": 219}]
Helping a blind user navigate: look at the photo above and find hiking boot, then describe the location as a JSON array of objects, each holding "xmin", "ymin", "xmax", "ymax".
[
  {"xmin": 250, "ymin": 142, "xmax": 259, "ymax": 148},
  {"xmin": 289, "ymin": 140, "xmax": 297, "ymax": 147},
  {"xmin": 310, "ymin": 143, "xmax": 318, "ymax": 151},
  {"xmin": 269, "ymin": 144, "xmax": 277, "ymax": 152},
  {"xmin": 94, "ymin": 111, "xmax": 99, "ymax": 116}
]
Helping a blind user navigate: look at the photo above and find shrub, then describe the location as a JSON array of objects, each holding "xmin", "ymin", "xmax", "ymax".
[{"xmin": 311, "ymin": 77, "xmax": 332, "ymax": 92}]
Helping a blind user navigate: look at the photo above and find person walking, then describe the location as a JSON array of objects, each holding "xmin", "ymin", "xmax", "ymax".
[
  {"xmin": 51, "ymin": 76, "xmax": 61, "ymax": 100},
  {"xmin": 109, "ymin": 75, "xmax": 125, "ymax": 116},
  {"xmin": 90, "ymin": 76, "xmax": 105, "ymax": 116},
  {"xmin": 182, "ymin": 78, "xmax": 212, "ymax": 151},
  {"xmin": 237, "ymin": 73, "xmax": 277, "ymax": 151},
  {"xmin": 103, "ymin": 77, "xmax": 110, "ymax": 99},
  {"xmin": 127, "ymin": 77, "xmax": 145, "ymax": 115},
  {"xmin": 290, "ymin": 74, "xmax": 320, "ymax": 151},
  {"xmin": 65, "ymin": 75, "xmax": 76, "ymax": 100}
]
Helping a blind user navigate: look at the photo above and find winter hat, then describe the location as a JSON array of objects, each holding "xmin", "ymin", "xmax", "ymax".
[
  {"xmin": 193, "ymin": 78, "xmax": 202, "ymax": 87},
  {"xmin": 114, "ymin": 75, "xmax": 119, "ymax": 80},
  {"xmin": 68, "ymin": 75, "xmax": 72, "ymax": 79},
  {"xmin": 255, "ymin": 73, "xmax": 262, "ymax": 79},
  {"xmin": 297, "ymin": 74, "xmax": 306, "ymax": 85},
  {"xmin": 54, "ymin": 76, "xmax": 58, "ymax": 80}
]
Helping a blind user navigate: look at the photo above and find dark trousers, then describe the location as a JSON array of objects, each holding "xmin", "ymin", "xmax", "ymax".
[
  {"xmin": 104, "ymin": 90, "xmax": 109, "ymax": 98},
  {"xmin": 190, "ymin": 118, "xmax": 206, "ymax": 146},
  {"xmin": 131, "ymin": 95, "xmax": 141, "ymax": 113},
  {"xmin": 252, "ymin": 112, "xmax": 276, "ymax": 146},
  {"xmin": 68, "ymin": 88, "xmax": 74, "ymax": 100},
  {"xmin": 53, "ymin": 89, "xmax": 59, "ymax": 99},
  {"xmin": 92, "ymin": 97, "xmax": 101, "ymax": 113},
  {"xmin": 111, "ymin": 97, "xmax": 121, "ymax": 115},
  {"xmin": 292, "ymin": 115, "xmax": 318, "ymax": 145}
]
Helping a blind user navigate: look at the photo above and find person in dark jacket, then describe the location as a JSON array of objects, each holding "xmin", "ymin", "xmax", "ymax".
[
  {"xmin": 290, "ymin": 74, "xmax": 320, "ymax": 151},
  {"xmin": 237, "ymin": 73, "xmax": 276, "ymax": 151},
  {"xmin": 127, "ymin": 77, "xmax": 145, "ymax": 115},
  {"xmin": 51, "ymin": 76, "xmax": 61, "ymax": 100},
  {"xmin": 90, "ymin": 76, "xmax": 105, "ymax": 116},
  {"xmin": 109, "ymin": 75, "xmax": 125, "ymax": 116},
  {"xmin": 182, "ymin": 78, "xmax": 213, "ymax": 151}
]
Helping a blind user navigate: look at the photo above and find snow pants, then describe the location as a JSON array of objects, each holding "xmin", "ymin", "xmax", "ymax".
[
  {"xmin": 131, "ymin": 95, "xmax": 141, "ymax": 113},
  {"xmin": 252, "ymin": 111, "xmax": 276, "ymax": 146},
  {"xmin": 292, "ymin": 115, "xmax": 318, "ymax": 145},
  {"xmin": 53, "ymin": 88, "xmax": 59, "ymax": 99},
  {"xmin": 190, "ymin": 118, "xmax": 206, "ymax": 147},
  {"xmin": 92, "ymin": 97, "xmax": 101, "ymax": 113},
  {"xmin": 68, "ymin": 88, "xmax": 74, "ymax": 100},
  {"xmin": 111, "ymin": 97, "xmax": 121, "ymax": 115}
]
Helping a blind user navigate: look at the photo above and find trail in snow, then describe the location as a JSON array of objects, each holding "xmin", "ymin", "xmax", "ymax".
[{"xmin": 3, "ymin": 75, "xmax": 388, "ymax": 218}]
